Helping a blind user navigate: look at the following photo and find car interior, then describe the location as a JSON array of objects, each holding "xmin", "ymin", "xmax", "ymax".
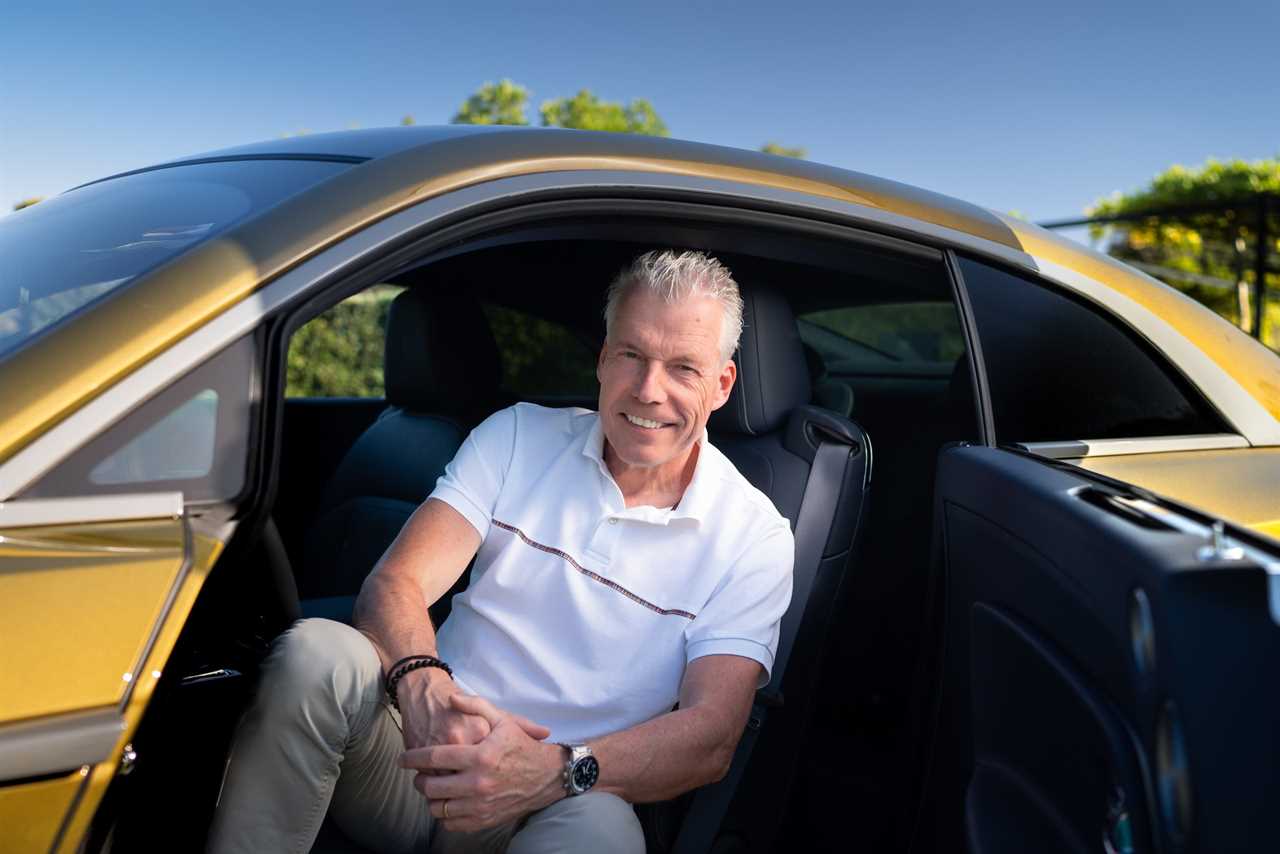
[{"xmin": 88, "ymin": 207, "xmax": 982, "ymax": 853}]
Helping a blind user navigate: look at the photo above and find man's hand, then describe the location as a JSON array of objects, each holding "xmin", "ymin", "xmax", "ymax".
[
  {"xmin": 396, "ymin": 669, "xmax": 491, "ymax": 751},
  {"xmin": 401, "ymin": 693, "xmax": 562, "ymax": 832}
]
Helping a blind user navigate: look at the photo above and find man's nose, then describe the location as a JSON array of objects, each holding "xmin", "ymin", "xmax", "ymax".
[{"xmin": 632, "ymin": 360, "xmax": 667, "ymax": 403}]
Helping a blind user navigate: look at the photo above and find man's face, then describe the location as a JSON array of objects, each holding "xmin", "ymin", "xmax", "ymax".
[{"xmin": 597, "ymin": 288, "xmax": 736, "ymax": 474}]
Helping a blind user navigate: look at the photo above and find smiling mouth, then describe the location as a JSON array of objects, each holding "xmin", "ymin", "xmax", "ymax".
[{"xmin": 624, "ymin": 413, "xmax": 671, "ymax": 430}]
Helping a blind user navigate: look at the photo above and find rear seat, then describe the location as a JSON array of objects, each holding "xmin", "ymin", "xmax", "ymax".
[{"xmin": 298, "ymin": 286, "xmax": 502, "ymax": 624}]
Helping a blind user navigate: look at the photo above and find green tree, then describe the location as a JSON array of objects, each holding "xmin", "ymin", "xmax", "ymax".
[
  {"xmin": 286, "ymin": 286, "xmax": 403, "ymax": 397},
  {"xmin": 539, "ymin": 90, "xmax": 668, "ymax": 136},
  {"xmin": 452, "ymin": 79, "xmax": 531, "ymax": 126},
  {"xmin": 760, "ymin": 142, "xmax": 806, "ymax": 159},
  {"xmin": 13, "ymin": 197, "xmax": 41, "ymax": 211},
  {"xmin": 1087, "ymin": 157, "xmax": 1280, "ymax": 349}
]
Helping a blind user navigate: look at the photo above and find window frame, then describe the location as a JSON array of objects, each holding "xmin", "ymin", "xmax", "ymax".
[
  {"xmin": 3, "ymin": 169, "xmax": 1272, "ymax": 506},
  {"xmin": 19, "ymin": 332, "xmax": 261, "ymax": 507},
  {"xmin": 946, "ymin": 249, "xmax": 1249, "ymax": 457}
]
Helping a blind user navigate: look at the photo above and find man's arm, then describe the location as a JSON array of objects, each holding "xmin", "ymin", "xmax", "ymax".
[
  {"xmin": 403, "ymin": 653, "xmax": 761, "ymax": 831},
  {"xmin": 591, "ymin": 653, "xmax": 760, "ymax": 802},
  {"xmin": 352, "ymin": 497, "xmax": 497, "ymax": 748}
]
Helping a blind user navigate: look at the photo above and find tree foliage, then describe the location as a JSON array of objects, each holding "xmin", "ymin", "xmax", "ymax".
[
  {"xmin": 1087, "ymin": 157, "xmax": 1280, "ymax": 348},
  {"xmin": 286, "ymin": 287, "xmax": 401, "ymax": 397},
  {"xmin": 286, "ymin": 288, "xmax": 600, "ymax": 399},
  {"xmin": 539, "ymin": 90, "xmax": 668, "ymax": 136},
  {"xmin": 13, "ymin": 197, "xmax": 41, "ymax": 211},
  {"xmin": 451, "ymin": 79, "xmax": 532, "ymax": 126},
  {"xmin": 760, "ymin": 142, "xmax": 806, "ymax": 159},
  {"xmin": 451, "ymin": 81, "xmax": 668, "ymax": 136}
]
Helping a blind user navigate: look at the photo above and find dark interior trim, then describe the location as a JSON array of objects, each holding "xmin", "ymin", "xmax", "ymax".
[{"xmin": 943, "ymin": 249, "xmax": 997, "ymax": 447}]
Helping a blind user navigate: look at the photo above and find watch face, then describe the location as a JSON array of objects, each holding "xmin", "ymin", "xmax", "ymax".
[{"xmin": 571, "ymin": 755, "xmax": 600, "ymax": 793}]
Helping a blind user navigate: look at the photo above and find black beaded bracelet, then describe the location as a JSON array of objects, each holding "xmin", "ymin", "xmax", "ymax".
[{"xmin": 385, "ymin": 655, "xmax": 453, "ymax": 710}]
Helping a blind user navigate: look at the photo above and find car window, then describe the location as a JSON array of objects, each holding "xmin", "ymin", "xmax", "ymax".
[
  {"xmin": 286, "ymin": 286, "xmax": 404, "ymax": 398},
  {"xmin": 800, "ymin": 302, "xmax": 967, "ymax": 371},
  {"xmin": 90, "ymin": 390, "xmax": 219, "ymax": 484},
  {"xmin": 482, "ymin": 303, "xmax": 599, "ymax": 399},
  {"xmin": 793, "ymin": 266, "xmax": 979, "ymax": 444},
  {"xmin": 22, "ymin": 334, "xmax": 257, "ymax": 502},
  {"xmin": 958, "ymin": 256, "xmax": 1229, "ymax": 444},
  {"xmin": 0, "ymin": 158, "xmax": 352, "ymax": 364}
]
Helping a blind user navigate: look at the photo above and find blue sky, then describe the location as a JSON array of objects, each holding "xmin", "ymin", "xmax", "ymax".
[{"xmin": 3, "ymin": 0, "xmax": 1277, "ymax": 230}]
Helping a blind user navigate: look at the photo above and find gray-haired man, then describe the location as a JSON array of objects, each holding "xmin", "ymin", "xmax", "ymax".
[{"xmin": 208, "ymin": 250, "xmax": 794, "ymax": 854}]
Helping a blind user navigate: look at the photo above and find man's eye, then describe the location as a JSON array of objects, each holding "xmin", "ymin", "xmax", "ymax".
[
  {"xmin": 677, "ymin": 364, "xmax": 698, "ymax": 374},
  {"xmin": 621, "ymin": 351, "xmax": 640, "ymax": 359}
]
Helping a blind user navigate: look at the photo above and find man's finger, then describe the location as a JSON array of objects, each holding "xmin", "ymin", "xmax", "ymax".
[
  {"xmin": 417, "ymin": 771, "xmax": 479, "ymax": 801},
  {"xmin": 447, "ymin": 692, "xmax": 506, "ymax": 727},
  {"xmin": 511, "ymin": 714, "xmax": 551, "ymax": 740},
  {"xmin": 400, "ymin": 744, "xmax": 473, "ymax": 772}
]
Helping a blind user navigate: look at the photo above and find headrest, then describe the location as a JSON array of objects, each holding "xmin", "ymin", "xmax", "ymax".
[
  {"xmin": 709, "ymin": 285, "xmax": 812, "ymax": 435},
  {"xmin": 384, "ymin": 287, "xmax": 502, "ymax": 414}
]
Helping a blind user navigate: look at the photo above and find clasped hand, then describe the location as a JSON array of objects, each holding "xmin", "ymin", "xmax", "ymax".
[{"xmin": 401, "ymin": 693, "xmax": 564, "ymax": 832}]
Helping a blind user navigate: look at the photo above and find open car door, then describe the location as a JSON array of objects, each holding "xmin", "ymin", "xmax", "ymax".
[
  {"xmin": 931, "ymin": 444, "xmax": 1280, "ymax": 854},
  {"xmin": 0, "ymin": 493, "xmax": 227, "ymax": 854}
]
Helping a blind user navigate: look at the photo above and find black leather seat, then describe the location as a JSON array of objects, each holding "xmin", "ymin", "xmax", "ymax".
[
  {"xmin": 298, "ymin": 287, "xmax": 502, "ymax": 624},
  {"xmin": 649, "ymin": 285, "xmax": 873, "ymax": 854}
]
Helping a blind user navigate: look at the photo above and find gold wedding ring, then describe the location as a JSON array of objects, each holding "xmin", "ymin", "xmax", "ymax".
[{"xmin": 442, "ymin": 800, "xmax": 450, "ymax": 820}]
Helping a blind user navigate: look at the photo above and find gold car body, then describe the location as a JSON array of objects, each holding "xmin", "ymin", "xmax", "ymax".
[{"xmin": 2, "ymin": 126, "xmax": 1278, "ymax": 852}]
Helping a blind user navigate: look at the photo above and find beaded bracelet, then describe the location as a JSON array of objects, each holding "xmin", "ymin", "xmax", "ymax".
[{"xmin": 385, "ymin": 655, "xmax": 453, "ymax": 710}]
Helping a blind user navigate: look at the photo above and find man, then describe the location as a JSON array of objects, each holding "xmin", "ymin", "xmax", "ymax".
[{"xmin": 207, "ymin": 250, "xmax": 795, "ymax": 854}]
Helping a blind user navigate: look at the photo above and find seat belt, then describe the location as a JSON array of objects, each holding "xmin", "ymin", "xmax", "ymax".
[{"xmin": 673, "ymin": 434, "xmax": 853, "ymax": 854}]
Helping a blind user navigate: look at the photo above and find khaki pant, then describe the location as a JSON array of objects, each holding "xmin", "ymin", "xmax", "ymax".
[{"xmin": 206, "ymin": 618, "xmax": 645, "ymax": 854}]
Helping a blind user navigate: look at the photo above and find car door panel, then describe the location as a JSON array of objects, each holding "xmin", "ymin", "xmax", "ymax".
[
  {"xmin": 0, "ymin": 516, "xmax": 186, "ymax": 722},
  {"xmin": 0, "ymin": 495, "xmax": 228, "ymax": 854},
  {"xmin": 936, "ymin": 445, "xmax": 1280, "ymax": 853},
  {"xmin": 0, "ymin": 771, "xmax": 85, "ymax": 854},
  {"xmin": 1078, "ymin": 447, "xmax": 1280, "ymax": 543}
]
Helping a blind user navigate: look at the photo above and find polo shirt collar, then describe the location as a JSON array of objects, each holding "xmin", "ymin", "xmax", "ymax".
[{"xmin": 583, "ymin": 413, "xmax": 713, "ymax": 524}]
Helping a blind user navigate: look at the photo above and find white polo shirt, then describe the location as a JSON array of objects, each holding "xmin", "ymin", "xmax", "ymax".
[{"xmin": 429, "ymin": 403, "xmax": 794, "ymax": 743}]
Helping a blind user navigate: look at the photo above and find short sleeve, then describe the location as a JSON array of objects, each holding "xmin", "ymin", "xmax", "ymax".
[
  {"xmin": 684, "ymin": 523, "xmax": 794, "ymax": 689},
  {"xmin": 427, "ymin": 406, "xmax": 518, "ymax": 541}
]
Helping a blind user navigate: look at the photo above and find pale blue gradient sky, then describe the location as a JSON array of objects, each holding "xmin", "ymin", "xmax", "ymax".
[{"xmin": 3, "ymin": 0, "xmax": 1277, "ymax": 228}]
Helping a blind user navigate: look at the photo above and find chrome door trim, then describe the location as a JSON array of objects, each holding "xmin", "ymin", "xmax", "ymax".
[
  {"xmin": 0, "ymin": 492, "xmax": 183, "ymax": 527},
  {"xmin": 0, "ymin": 708, "xmax": 123, "ymax": 784},
  {"xmin": 0, "ymin": 170, "xmax": 1273, "ymax": 499},
  {"xmin": 1019, "ymin": 434, "xmax": 1251, "ymax": 460}
]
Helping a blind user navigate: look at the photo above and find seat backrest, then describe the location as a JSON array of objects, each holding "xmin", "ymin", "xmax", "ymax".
[
  {"xmin": 298, "ymin": 287, "xmax": 501, "ymax": 620},
  {"xmin": 648, "ymin": 286, "xmax": 872, "ymax": 853}
]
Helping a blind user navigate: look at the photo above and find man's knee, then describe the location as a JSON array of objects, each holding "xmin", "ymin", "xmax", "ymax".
[
  {"xmin": 258, "ymin": 618, "xmax": 383, "ymax": 713},
  {"xmin": 510, "ymin": 792, "xmax": 644, "ymax": 854}
]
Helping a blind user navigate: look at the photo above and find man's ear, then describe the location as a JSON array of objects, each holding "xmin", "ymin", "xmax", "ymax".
[
  {"xmin": 596, "ymin": 343, "xmax": 608, "ymax": 384},
  {"xmin": 710, "ymin": 358, "xmax": 736, "ymax": 410}
]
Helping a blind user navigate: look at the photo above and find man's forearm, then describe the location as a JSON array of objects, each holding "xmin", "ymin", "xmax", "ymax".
[
  {"xmin": 350, "ymin": 498, "xmax": 479, "ymax": 674},
  {"xmin": 352, "ymin": 571, "xmax": 441, "ymax": 674},
  {"xmin": 588, "ymin": 703, "xmax": 742, "ymax": 804}
]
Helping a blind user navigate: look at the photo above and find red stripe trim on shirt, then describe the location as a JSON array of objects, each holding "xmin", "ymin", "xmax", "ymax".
[{"xmin": 490, "ymin": 519, "xmax": 697, "ymax": 620}]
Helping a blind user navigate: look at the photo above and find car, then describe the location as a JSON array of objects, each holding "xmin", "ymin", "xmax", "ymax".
[{"xmin": 2, "ymin": 125, "xmax": 1278, "ymax": 854}]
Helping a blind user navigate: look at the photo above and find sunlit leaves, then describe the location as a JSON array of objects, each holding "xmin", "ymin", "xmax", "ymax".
[
  {"xmin": 452, "ymin": 79, "xmax": 532, "ymax": 126},
  {"xmin": 539, "ymin": 90, "xmax": 668, "ymax": 136},
  {"xmin": 760, "ymin": 142, "xmax": 806, "ymax": 158}
]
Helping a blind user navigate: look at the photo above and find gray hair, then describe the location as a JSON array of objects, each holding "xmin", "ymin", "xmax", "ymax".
[{"xmin": 603, "ymin": 250, "xmax": 744, "ymax": 363}]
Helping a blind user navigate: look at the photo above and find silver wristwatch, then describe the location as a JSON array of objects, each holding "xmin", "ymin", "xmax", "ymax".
[{"xmin": 557, "ymin": 742, "xmax": 600, "ymax": 796}]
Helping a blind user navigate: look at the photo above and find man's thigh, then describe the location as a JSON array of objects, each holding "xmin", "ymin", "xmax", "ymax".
[
  {"xmin": 510, "ymin": 793, "xmax": 644, "ymax": 854},
  {"xmin": 429, "ymin": 793, "xmax": 641, "ymax": 854}
]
